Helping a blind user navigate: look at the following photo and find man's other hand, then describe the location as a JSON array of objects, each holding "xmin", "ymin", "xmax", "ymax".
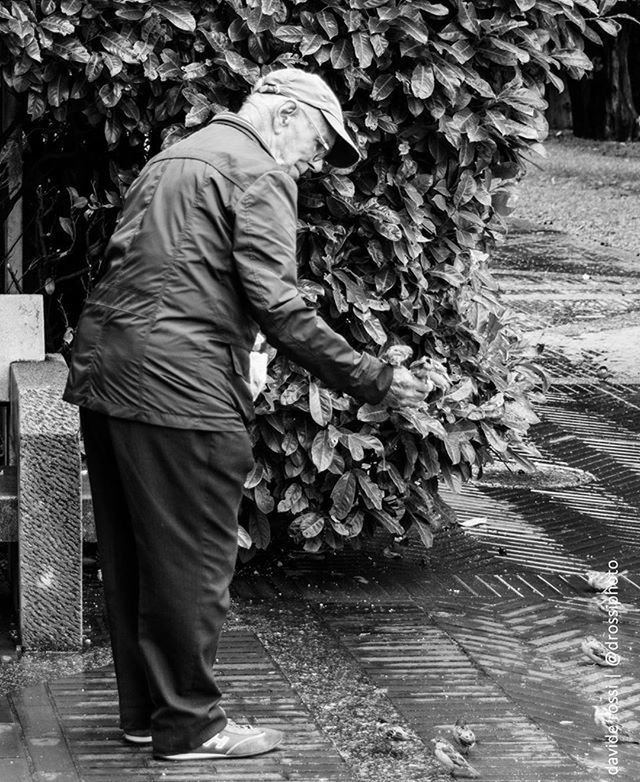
[
  {"xmin": 382, "ymin": 366, "xmax": 431, "ymax": 408},
  {"xmin": 249, "ymin": 351, "xmax": 269, "ymax": 400}
]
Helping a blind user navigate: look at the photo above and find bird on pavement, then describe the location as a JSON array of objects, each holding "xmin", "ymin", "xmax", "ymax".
[
  {"xmin": 375, "ymin": 718, "xmax": 412, "ymax": 742},
  {"xmin": 452, "ymin": 718, "xmax": 476, "ymax": 754},
  {"xmin": 585, "ymin": 569, "xmax": 627, "ymax": 592},
  {"xmin": 593, "ymin": 594, "xmax": 635, "ymax": 616},
  {"xmin": 593, "ymin": 705, "xmax": 640, "ymax": 743},
  {"xmin": 432, "ymin": 737, "xmax": 480, "ymax": 778},
  {"xmin": 580, "ymin": 635, "xmax": 620, "ymax": 667}
]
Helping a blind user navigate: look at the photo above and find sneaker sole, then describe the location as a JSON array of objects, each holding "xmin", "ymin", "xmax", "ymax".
[
  {"xmin": 156, "ymin": 737, "xmax": 283, "ymax": 760},
  {"xmin": 123, "ymin": 734, "xmax": 152, "ymax": 745}
]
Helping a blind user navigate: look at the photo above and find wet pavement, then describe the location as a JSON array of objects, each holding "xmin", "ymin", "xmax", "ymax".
[{"xmin": 1, "ymin": 219, "xmax": 640, "ymax": 781}]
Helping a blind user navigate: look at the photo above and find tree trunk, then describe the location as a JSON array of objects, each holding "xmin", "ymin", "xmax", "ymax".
[
  {"xmin": 568, "ymin": 22, "xmax": 639, "ymax": 141},
  {"xmin": 604, "ymin": 25, "xmax": 637, "ymax": 139}
]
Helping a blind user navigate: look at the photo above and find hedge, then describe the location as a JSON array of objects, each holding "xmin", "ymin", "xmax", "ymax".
[{"xmin": 0, "ymin": 0, "xmax": 617, "ymax": 554}]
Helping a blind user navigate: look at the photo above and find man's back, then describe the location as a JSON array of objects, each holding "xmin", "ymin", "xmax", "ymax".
[{"xmin": 64, "ymin": 116, "xmax": 294, "ymax": 429}]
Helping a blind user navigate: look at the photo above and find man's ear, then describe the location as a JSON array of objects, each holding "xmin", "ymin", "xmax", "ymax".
[{"xmin": 274, "ymin": 99, "xmax": 298, "ymax": 131}]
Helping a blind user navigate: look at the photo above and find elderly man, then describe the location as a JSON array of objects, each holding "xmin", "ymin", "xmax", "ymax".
[{"xmin": 64, "ymin": 68, "xmax": 428, "ymax": 761}]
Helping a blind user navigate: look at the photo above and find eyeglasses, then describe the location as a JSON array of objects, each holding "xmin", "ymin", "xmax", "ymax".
[{"xmin": 295, "ymin": 102, "xmax": 331, "ymax": 161}]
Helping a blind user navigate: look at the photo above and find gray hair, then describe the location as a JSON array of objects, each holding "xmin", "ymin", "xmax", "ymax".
[{"xmin": 241, "ymin": 87, "xmax": 290, "ymax": 115}]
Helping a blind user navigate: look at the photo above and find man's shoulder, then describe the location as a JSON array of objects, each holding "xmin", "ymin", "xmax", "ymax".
[{"xmin": 153, "ymin": 118, "xmax": 282, "ymax": 191}]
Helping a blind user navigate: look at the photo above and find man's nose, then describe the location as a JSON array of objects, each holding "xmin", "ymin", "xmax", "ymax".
[{"xmin": 309, "ymin": 158, "xmax": 324, "ymax": 174}]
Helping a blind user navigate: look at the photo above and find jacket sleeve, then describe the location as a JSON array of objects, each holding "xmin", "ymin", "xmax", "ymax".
[{"xmin": 232, "ymin": 170, "xmax": 393, "ymax": 404}]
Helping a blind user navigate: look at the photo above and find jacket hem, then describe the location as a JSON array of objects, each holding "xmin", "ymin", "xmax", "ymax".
[{"xmin": 63, "ymin": 393, "xmax": 248, "ymax": 432}]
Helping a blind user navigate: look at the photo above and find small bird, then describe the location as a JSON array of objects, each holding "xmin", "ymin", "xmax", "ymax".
[
  {"xmin": 375, "ymin": 718, "xmax": 411, "ymax": 741},
  {"xmin": 580, "ymin": 635, "xmax": 620, "ymax": 667},
  {"xmin": 593, "ymin": 705, "xmax": 640, "ymax": 743},
  {"xmin": 593, "ymin": 594, "xmax": 635, "ymax": 616},
  {"xmin": 432, "ymin": 737, "xmax": 480, "ymax": 778},
  {"xmin": 452, "ymin": 718, "xmax": 476, "ymax": 754},
  {"xmin": 383, "ymin": 345, "xmax": 413, "ymax": 366},
  {"xmin": 585, "ymin": 569, "xmax": 627, "ymax": 592}
]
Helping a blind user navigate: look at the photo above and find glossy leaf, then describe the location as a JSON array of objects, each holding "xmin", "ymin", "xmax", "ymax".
[
  {"xmin": 412, "ymin": 519, "xmax": 434, "ymax": 549},
  {"xmin": 330, "ymin": 471, "xmax": 357, "ymax": 519},
  {"xmin": 311, "ymin": 429, "xmax": 335, "ymax": 472},
  {"xmin": 371, "ymin": 73, "xmax": 396, "ymax": 101},
  {"xmin": 370, "ymin": 508, "xmax": 404, "ymax": 535},
  {"xmin": 99, "ymin": 82, "xmax": 122, "ymax": 108},
  {"xmin": 411, "ymin": 63, "xmax": 434, "ymax": 99},
  {"xmin": 254, "ymin": 481, "xmax": 275, "ymax": 513},
  {"xmin": 224, "ymin": 50, "xmax": 260, "ymax": 82},
  {"xmin": 248, "ymin": 509, "xmax": 271, "ymax": 549},
  {"xmin": 40, "ymin": 15, "xmax": 74, "ymax": 34},
  {"xmin": 299, "ymin": 512, "xmax": 325, "ymax": 538},
  {"xmin": 416, "ymin": 2, "xmax": 449, "ymax": 16},
  {"xmin": 330, "ymin": 37, "xmax": 353, "ymax": 69},
  {"xmin": 356, "ymin": 470, "xmax": 384, "ymax": 510},
  {"xmin": 352, "ymin": 30, "xmax": 374, "ymax": 67},
  {"xmin": 102, "ymin": 53, "xmax": 123, "ymax": 76},
  {"xmin": 27, "ymin": 90, "xmax": 46, "ymax": 118},
  {"xmin": 274, "ymin": 25, "xmax": 305, "ymax": 42},
  {"xmin": 316, "ymin": 10, "xmax": 338, "ymax": 39},
  {"xmin": 553, "ymin": 48, "xmax": 592, "ymax": 69},
  {"xmin": 309, "ymin": 382, "xmax": 333, "ymax": 426},
  {"xmin": 244, "ymin": 461, "xmax": 265, "ymax": 489},
  {"xmin": 396, "ymin": 17, "xmax": 430, "ymax": 44},
  {"xmin": 155, "ymin": 2, "xmax": 197, "ymax": 32}
]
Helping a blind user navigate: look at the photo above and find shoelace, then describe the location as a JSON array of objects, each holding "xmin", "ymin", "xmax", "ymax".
[{"xmin": 226, "ymin": 719, "xmax": 258, "ymax": 732}]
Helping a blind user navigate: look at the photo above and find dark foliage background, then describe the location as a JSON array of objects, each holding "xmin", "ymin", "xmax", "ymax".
[{"xmin": 0, "ymin": 0, "xmax": 618, "ymax": 553}]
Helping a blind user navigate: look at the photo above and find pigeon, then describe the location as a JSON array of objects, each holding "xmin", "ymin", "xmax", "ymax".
[
  {"xmin": 452, "ymin": 718, "xmax": 476, "ymax": 754},
  {"xmin": 593, "ymin": 705, "xmax": 640, "ymax": 743},
  {"xmin": 580, "ymin": 635, "xmax": 620, "ymax": 667},
  {"xmin": 432, "ymin": 737, "xmax": 480, "ymax": 778},
  {"xmin": 375, "ymin": 719, "xmax": 411, "ymax": 741},
  {"xmin": 585, "ymin": 569, "xmax": 627, "ymax": 592}
]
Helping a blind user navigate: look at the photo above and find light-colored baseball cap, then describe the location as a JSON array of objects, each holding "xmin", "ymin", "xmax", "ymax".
[{"xmin": 253, "ymin": 68, "xmax": 360, "ymax": 168}]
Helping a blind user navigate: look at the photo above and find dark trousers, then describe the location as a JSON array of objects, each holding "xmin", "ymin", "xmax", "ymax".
[{"xmin": 80, "ymin": 409, "xmax": 254, "ymax": 755}]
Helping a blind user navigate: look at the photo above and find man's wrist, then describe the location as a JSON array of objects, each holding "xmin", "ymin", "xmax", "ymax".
[{"xmin": 373, "ymin": 363, "xmax": 395, "ymax": 404}]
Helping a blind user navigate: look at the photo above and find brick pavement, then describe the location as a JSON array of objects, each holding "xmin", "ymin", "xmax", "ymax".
[{"xmin": 2, "ymin": 222, "xmax": 640, "ymax": 781}]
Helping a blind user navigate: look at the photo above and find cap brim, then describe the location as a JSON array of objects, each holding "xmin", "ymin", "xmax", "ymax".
[{"xmin": 322, "ymin": 112, "xmax": 361, "ymax": 168}]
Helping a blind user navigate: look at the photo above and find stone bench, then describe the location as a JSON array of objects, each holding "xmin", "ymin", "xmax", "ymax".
[
  {"xmin": 1, "ymin": 356, "xmax": 89, "ymax": 651},
  {"xmin": 0, "ymin": 464, "xmax": 95, "ymax": 542}
]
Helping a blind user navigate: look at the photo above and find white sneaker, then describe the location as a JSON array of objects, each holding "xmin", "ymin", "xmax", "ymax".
[{"xmin": 155, "ymin": 719, "xmax": 283, "ymax": 760}]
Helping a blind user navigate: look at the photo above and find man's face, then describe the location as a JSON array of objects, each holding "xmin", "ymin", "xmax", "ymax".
[{"xmin": 273, "ymin": 102, "xmax": 336, "ymax": 180}]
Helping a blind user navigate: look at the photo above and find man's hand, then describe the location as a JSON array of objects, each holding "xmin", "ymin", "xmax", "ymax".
[{"xmin": 382, "ymin": 366, "xmax": 431, "ymax": 408}]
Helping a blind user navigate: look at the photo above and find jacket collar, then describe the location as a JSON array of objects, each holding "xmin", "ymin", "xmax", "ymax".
[{"xmin": 210, "ymin": 112, "xmax": 274, "ymax": 160}]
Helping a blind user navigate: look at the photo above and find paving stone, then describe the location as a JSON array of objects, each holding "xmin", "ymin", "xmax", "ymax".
[
  {"xmin": 0, "ymin": 758, "xmax": 31, "ymax": 782},
  {"xmin": 9, "ymin": 684, "xmax": 80, "ymax": 781},
  {"xmin": 0, "ymin": 723, "xmax": 21, "ymax": 758}
]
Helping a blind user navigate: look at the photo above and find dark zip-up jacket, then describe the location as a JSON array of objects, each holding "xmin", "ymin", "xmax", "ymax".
[{"xmin": 63, "ymin": 113, "xmax": 393, "ymax": 430}]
